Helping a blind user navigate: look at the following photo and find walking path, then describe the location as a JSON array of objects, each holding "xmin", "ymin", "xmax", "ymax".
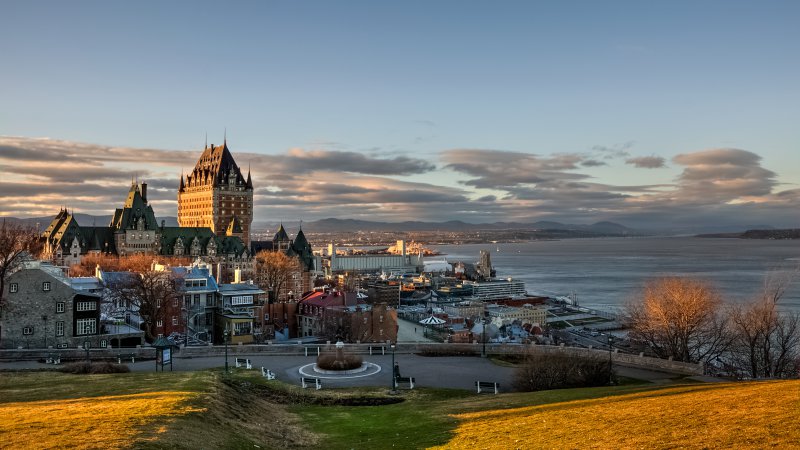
[
  {"xmin": 396, "ymin": 318, "xmax": 436, "ymax": 343},
  {"xmin": 0, "ymin": 354, "xmax": 718, "ymax": 391}
]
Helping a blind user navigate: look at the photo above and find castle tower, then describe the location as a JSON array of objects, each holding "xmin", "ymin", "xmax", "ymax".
[{"xmin": 178, "ymin": 140, "xmax": 254, "ymax": 245}]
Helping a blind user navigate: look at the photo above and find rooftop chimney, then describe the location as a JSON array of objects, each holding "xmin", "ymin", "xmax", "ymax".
[{"xmin": 141, "ymin": 182, "xmax": 147, "ymax": 203}]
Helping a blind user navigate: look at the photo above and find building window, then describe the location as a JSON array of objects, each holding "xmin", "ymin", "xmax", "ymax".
[
  {"xmin": 76, "ymin": 301, "xmax": 96, "ymax": 311},
  {"xmin": 230, "ymin": 295, "xmax": 253, "ymax": 306},
  {"xmin": 172, "ymin": 298, "xmax": 178, "ymax": 307},
  {"xmin": 9, "ymin": 283, "xmax": 18, "ymax": 293},
  {"xmin": 172, "ymin": 316, "xmax": 178, "ymax": 326},
  {"xmin": 56, "ymin": 321, "xmax": 64, "ymax": 336},
  {"xmin": 76, "ymin": 319, "xmax": 96, "ymax": 335},
  {"xmin": 23, "ymin": 326, "xmax": 34, "ymax": 335},
  {"xmin": 234, "ymin": 321, "xmax": 251, "ymax": 335},
  {"xmin": 100, "ymin": 340, "xmax": 108, "ymax": 348},
  {"xmin": 56, "ymin": 302, "xmax": 65, "ymax": 313},
  {"xmin": 194, "ymin": 294, "xmax": 200, "ymax": 305},
  {"xmin": 157, "ymin": 319, "xmax": 163, "ymax": 328},
  {"xmin": 42, "ymin": 282, "xmax": 51, "ymax": 291},
  {"xmin": 264, "ymin": 313, "xmax": 270, "ymax": 321}
]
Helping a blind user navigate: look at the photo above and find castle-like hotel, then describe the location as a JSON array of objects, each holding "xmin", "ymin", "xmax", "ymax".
[{"xmin": 40, "ymin": 140, "xmax": 312, "ymax": 286}]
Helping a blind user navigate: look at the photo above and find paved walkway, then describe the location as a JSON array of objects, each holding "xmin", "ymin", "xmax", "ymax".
[
  {"xmin": 396, "ymin": 318, "xmax": 436, "ymax": 343},
  {"xmin": 1, "ymin": 354, "xmax": 710, "ymax": 392}
]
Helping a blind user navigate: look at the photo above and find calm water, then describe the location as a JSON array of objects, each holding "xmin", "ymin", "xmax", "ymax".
[{"xmin": 432, "ymin": 237, "xmax": 800, "ymax": 313}]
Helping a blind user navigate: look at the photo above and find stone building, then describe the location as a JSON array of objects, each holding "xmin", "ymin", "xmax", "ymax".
[
  {"xmin": 0, "ymin": 261, "xmax": 135, "ymax": 349},
  {"xmin": 178, "ymin": 140, "xmax": 254, "ymax": 246}
]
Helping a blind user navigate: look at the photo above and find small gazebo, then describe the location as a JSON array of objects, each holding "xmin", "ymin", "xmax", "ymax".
[{"xmin": 419, "ymin": 315, "xmax": 446, "ymax": 336}]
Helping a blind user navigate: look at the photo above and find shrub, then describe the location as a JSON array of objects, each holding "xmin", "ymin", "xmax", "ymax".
[
  {"xmin": 59, "ymin": 361, "xmax": 131, "ymax": 374},
  {"xmin": 513, "ymin": 350, "xmax": 615, "ymax": 391},
  {"xmin": 316, "ymin": 351, "xmax": 363, "ymax": 371}
]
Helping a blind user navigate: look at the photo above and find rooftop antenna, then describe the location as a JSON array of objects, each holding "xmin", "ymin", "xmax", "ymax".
[{"xmin": 224, "ymin": 127, "xmax": 227, "ymax": 146}]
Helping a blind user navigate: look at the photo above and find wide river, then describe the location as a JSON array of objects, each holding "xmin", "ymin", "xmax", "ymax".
[{"xmin": 431, "ymin": 237, "xmax": 800, "ymax": 313}]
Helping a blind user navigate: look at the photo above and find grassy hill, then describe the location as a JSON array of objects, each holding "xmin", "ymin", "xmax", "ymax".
[{"xmin": 1, "ymin": 370, "xmax": 797, "ymax": 449}]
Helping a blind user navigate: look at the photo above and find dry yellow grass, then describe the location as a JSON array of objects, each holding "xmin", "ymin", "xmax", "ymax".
[
  {"xmin": 434, "ymin": 381, "xmax": 800, "ymax": 449},
  {"xmin": 0, "ymin": 391, "xmax": 202, "ymax": 449}
]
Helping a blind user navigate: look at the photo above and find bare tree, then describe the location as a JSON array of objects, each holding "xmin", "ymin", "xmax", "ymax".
[
  {"xmin": 728, "ymin": 271, "xmax": 800, "ymax": 378},
  {"xmin": 254, "ymin": 250, "xmax": 297, "ymax": 303},
  {"xmin": 624, "ymin": 277, "xmax": 732, "ymax": 364},
  {"xmin": 0, "ymin": 221, "xmax": 43, "ymax": 309},
  {"xmin": 103, "ymin": 257, "xmax": 183, "ymax": 343}
]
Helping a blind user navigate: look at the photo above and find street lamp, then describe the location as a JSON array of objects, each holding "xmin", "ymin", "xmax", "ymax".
[
  {"xmin": 184, "ymin": 295, "xmax": 189, "ymax": 348},
  {"xmin": 390, "ymin": 343, "xmax": 396, "ymax": 392},
  {"xmin": 481, "ymin": 316, "xmax": 490, "ymax": 358},
  {"xmin": 224, "ymin": 328, "xmax": 229, "ymax": 374},
  {"xmin": 608, "ymin": 334, "xmax": 614, "ymax": 385},
  {"xmin": 41, "ymin": 315, "xmax": 48, "ymax": 349}
]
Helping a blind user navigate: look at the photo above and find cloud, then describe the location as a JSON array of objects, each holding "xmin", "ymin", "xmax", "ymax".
[
  {"xmin": 592, "ymin": 141, "xmax": 634, "ymax": 160},
  {"xmin": 442, "ymin": 149, "xmax": 589, "ymax": 189},
  {"xmin": 280, "ymin": 148, "xmax": 435, "ymax": 175},
  {"xmin": 0, "ymin": 136, "xmax": 796, "ymax": 230},
  {"xmin": 581, "ymin": 159, "xmax": 607, "ymax": 167},
  {"xmin": 671, "ymin": 148, "xmax": 777, "ymax": 202},
  {"xmin": 625, "ymin": 156, "xmax": 666, "ymax": 169}
]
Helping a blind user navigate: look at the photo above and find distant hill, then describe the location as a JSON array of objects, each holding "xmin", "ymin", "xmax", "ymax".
[
  {"xmin": 3, "ymin": 214, "xmax": 179, "ymax": 230},
  {"xmin": 254, "ymin": 218, "xmax": 642, "ymax": 235},
  {"xmin": 699, "ymin": 228, "xmax": 800, "ymax": 239}
]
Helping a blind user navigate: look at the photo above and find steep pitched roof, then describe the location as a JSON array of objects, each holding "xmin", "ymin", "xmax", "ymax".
[
  {"xmin": 80, "ymin": 227, "xmax": 116, "ymax": 254},
  {"xmin": 250, "ymin": 240, "xmax": 277, "ymax": 254},
  {"xmin": 273, "ymin": 224, "xmax": 289, "ymax": 242},
  {"xmin": 159, "ymin": 227, "xmax": 248, "ymax": 258},
  {"xmin": 290, "ymin": 228, "xmax": 314, "ymax": 271},
  {"xmin": 185, "ymin": 142, "xmax": 250, "ymax": 189},
  {"xmin": 112, "ymin": 183, "xmax": 158, "ymax": 231},
  {"xmin": 42, "ymin": 208, "xmax": 69, "ymax": 238},
  {"xmin": 159, "ymin": 227, "xmax": 216, "ymax": 254}
]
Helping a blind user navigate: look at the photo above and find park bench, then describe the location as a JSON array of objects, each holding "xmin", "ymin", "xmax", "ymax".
[
  {"xmin": 301, "ymin": 377, "xmax": 322, "ymax": 390},
  {"xmin": 304, "ymin": 347, "xmax": 320, "ymax": 357},
  {"xmin": 46, "ymin": 354, "xmax": 61, "ymax": 365},
  {"xmin": 261, "ymin": 367, "xmax": 276, "ymax": 380},
  {"xmin": 394, "ymin": 376, "xmax": 415, "ymax": 389},
  {"xmin": 117, "ymin": 353, "xmax": 135, "ymax": 364},
  {"xmin": 369, "ymin": 345, "xmax": 386, "ymax": 355},
  {"xmin": 475, "ymin": 381, "xmax": 499, "ymax": 394},
  {"xmin": 235, "ymin": 358, "xmax": 252, "ymax": 369}
]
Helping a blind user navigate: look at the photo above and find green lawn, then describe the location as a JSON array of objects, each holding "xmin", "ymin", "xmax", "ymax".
[{"xmin": 1, "ymin": 368, "xmax": 766, "ymax": 449}]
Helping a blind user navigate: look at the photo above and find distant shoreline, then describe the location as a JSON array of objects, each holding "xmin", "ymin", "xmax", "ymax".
[{"xmin": 696, "ymin": 229, "xmax": 800, "ymax": 240}]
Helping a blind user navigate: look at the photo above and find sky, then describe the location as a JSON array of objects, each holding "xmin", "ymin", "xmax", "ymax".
[{"xmin": 1, "ymin": 1, "xmax": 799, "ymax": 230}]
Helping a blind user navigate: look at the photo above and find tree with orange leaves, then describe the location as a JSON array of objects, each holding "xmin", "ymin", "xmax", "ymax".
[{"xmin": 624, "ymin": 277, "xmax": 732, "ymax": 364}]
